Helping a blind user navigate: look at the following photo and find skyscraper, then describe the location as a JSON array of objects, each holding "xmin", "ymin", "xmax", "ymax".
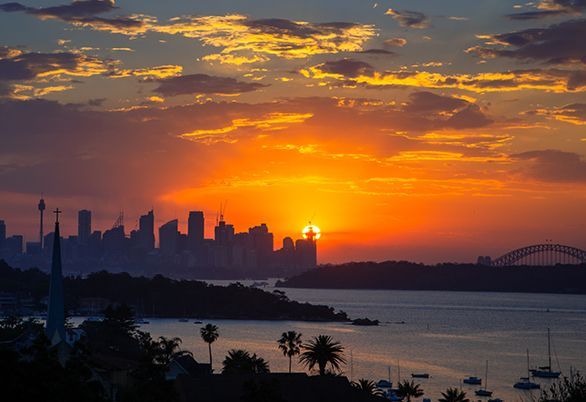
[
  {"xmin": 46, "ymin": 209, "xmax": 65, "ymax": 345},
  {"xmin": 38, "ymin": 197, "xmax": 45, "ymax": 248},
  {"xmin": 249, "ymin": 223, "xmax": 274, "ymax": 268},
  {"xmin": 187, "ymin": 211, "xmax": 204, "ymax": 249},
  {"xmin": 159, "ymin": 219, "xmax": 179, "ymax": 256},
  {"xmin": 78, "ymin": 209, "xmax": 91, "ymax": 245},
  {"xmin": 138, "ymin": 210, "xmax": 155, "ymax": 251}
]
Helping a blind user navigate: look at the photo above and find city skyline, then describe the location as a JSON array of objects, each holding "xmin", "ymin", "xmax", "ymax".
[{"xmin": 1, "ymin": 0, "xmax": 585, "ymax": 263}]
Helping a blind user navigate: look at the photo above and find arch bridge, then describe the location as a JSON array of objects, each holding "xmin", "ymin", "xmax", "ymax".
[{"xmin": 490, "ymin": 244, "xmax": 586, "ymax": 267}]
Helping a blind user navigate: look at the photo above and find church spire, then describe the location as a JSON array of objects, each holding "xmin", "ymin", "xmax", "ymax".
[{"xmin": 46, "ymin": 208, "xmax": 65, "ymax": 345}]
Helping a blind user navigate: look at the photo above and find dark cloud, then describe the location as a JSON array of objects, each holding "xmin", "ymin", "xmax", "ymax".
[
  {"xmin": 153, "ymin": 74, "xmax": 268, "ymax": 96},
  {"xmin": 468, "ymin": 19, "xmax": 586, "ymax": 65},
  {"xmin": 0, "ymin": 0, "xmax": 115, "ymax": 17},
  {"xmin": 0, "ymin": 50, "xmax": 108, "ymax": 81},
  {"xmin": 403, "ymin": 91, "xmax": 468, "ymax": 113},
  {"xmin": 511, "ymin": 150, "xmax": 586, "ymax": 182},
  {"xmin": 355, "ymin": 49, "xmax": 396, "ymax": 56},
  {"xmin": 507, "ymin": 0, "xmax": 586, "ymax": 20},
  {"xmin": 0, "ymin": 0, "xmax": 145, "ymax": 33},
  {"xmin": 402, "ymin": 91, "xmax": 493, "ymax": 129},
  {"xmin": 385, "ymin": 9, "xmax": 430, "ymax": 29},
  {"xmin": 313, "ymin": 59, "xmax": 375, "ymax": 78}
]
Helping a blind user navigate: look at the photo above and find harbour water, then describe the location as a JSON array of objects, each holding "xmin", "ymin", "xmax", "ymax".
[{"xmin": 107, "ymin": 285, "xmax": 586, "ymax": 401}]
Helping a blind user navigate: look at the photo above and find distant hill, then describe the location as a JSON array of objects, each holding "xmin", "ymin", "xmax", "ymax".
[
  {"xmin": 276, "ymin": 261, "xmax": 586, "ymax": 294},
  {"xmin": 0, "ymin": 260, "xmax": 348, "ymax": 321}
]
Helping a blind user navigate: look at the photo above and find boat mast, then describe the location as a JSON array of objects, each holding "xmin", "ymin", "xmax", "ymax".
[
  {"xmin": 485, "ymin": 360, "xmax": 489, "ymax": 390},
  {"xmin": 547, "ymin": 328, "xmax": 551, "ymax": 372},
  {"xmin": 526, "ymin": 349, "xmax": 530, "ymax": 378}
]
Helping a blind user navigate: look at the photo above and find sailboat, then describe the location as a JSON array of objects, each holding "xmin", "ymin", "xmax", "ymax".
[
  {"xmin": 514, "ymin": 349, "xmax": 540, "ymax": 390},
  {"xmin": 530, "ymin": 328, "xmax": 561, "ymax": 378},
  {"xmin": 475, "ymin": 360, "xmax": 493, "ymax": 397}
]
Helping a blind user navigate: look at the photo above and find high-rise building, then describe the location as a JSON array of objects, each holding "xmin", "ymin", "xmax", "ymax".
[
  {"xmin": 38, "ymin": 198, "xmax": 45, "ymax": 248},
  {"xmin": 4, "ymin": 235, "xmax": 23, "ymax": 256},
  {"xmin": 187, "ymin": 211, "xmax": 204, "ymax": 249},
  {"xmin": 0, "ymin": 220, "xmax": 6, "ymax": 248},
  {"xmin": 295, "ymin": 238, "xmax": 317, "ymax": 270},
  {"xmin": 138, "ymin": 210, "xmax": 155, "ymax": 251},
  {"xmin": 78, "ymin": 209, "xmax": 91, "ymax": 245},
  {"xmin": 46, "ymin": 208, "xmax": 65, "ymax": 345},
  {"xmin": 249, "ymin": 223, "xmax": 274, "ymax": 268},
  {"xmin": 214, "ymin": 219, "xmax": 234, "ymax": 245},
  {"xmin": 159, "ymin": 219, "xmax": 179, "ymax": 256}
]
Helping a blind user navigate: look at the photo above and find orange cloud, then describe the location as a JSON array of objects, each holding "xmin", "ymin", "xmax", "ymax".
[
  {"xmin": 301, "ymin": 60, "xmax": 586, "ymax": 93},
  {"xmin": 179, "ymin": 112, "xmax": 314, "ymax": 144}
]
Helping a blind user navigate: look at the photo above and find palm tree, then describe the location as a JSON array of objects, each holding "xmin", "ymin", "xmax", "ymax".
[
  {"xmin": 352, "ymin": 379, "xmax": 385, "ymax": 397},
  {"xmin": 299, "ymin": 335, "xmax": 346, "ymax": 376},
  {"xmin": 156, "ymin": 336, "xmax": 192, "ymax": 366},
  {"xmin": 397, "ymin": 380, "xmax": 424, "ymax": 402},
  {"xmin": 277, "ymin": 331, "xmax": 302, "ymax": 373},
  {"xmin": 222, "ymin": 349, "xmax": 270, "ymax": 374},
  {"xmin": 200, "ymin": 323, "xmax": 219, "ymax": 370},
  {"xmin": 438, "ymin": 387, "xmax": 469, "ymax": 402}
]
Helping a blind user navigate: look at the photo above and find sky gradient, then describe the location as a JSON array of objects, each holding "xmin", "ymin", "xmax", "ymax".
[{"xmin": 1, "ymin": 0, "xmax": 585, "ymax": 263}]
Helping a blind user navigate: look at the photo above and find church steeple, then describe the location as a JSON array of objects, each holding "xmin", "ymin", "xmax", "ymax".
[{"xmin": 46, "ymin": 208, "xmax": 65, "ymax": 345}]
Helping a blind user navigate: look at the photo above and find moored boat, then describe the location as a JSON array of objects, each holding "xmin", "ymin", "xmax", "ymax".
[{"xmin": 463, "ymin": 376, "xmax": 482, "ymax": 385}]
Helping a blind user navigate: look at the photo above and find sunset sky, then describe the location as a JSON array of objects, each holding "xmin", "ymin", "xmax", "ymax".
[{"xmin": 1, "ymin": 0, "xmax": 585, "ymax": 263}]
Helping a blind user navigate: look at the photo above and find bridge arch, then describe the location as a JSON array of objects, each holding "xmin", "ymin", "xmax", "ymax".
[{"xmin": 491, "ymin": 244, "xmax": 586, "ymax": 267}]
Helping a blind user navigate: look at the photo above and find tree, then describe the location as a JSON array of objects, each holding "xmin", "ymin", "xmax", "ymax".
[
  {"xmin": 540, "ymin": 371, "xmax": 586, "ymax": 402},
  {"xmin": 352, "ymin": 379, "xmax": 385, "ymax": 397},
  {"xmin": 102, "ymin": 304, "xmax": 138, "ymax": 336},
  {"xmin": 222, "ymin": 349, "xmax": 270, "ymax": 374},
  {"xmin": 277, "ymin": 331, "xmax": 302, "ymax": 373},
  {"xmin": 299, "ymin": 335, "xmax": 346, "ymax": 376},
  {"xmin": 438, "ymin": 388, "xmax": 469, "ymax": 402},
  {"xmin": 200, "ymin": 323, "xmax": 219, "ymax": 370},
  {"xmin": 155, "ymin": 336, "xmax": 192, "ymax": 366},
  {"xmin": 397, "ymin": 380, "xmax": 424, "ymax": 402}
]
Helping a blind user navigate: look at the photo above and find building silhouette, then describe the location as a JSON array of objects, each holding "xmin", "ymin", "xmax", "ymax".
[
  {"xmin": 38, "ymin": 197, "xmax": 45, "ymax": 248},
  {"xmin": 138, "ymin": 210, "xmax": 155, "ymax": 251},
  {"xmin": 187, "ymin": 211, "xmax": 204, "ymax": 249},
  {"xmin": 1, "ymin": 200, "xmax": 321, "ymax": 278},
  {"xmin": 160, "ymin": 219, "xmax": 179, "ymax": 256},
  {"xmin": 46, "ymin": 209, "xmax": 65, "ymax": 345},
  {"xmin": 78, "ymin": 210, "xmax": 91, "ymax": 246}
]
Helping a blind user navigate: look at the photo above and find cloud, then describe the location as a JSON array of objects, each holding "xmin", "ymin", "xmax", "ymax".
[
  {"xmin": 401, "ymin": 91, "xmax": 493, "ymax": 129},
  {"xmin": 511, "ymin": 150, "xmax": 586, "ymax": 182},
  {"xmin": 468, "ymin": 19, "xmax": 586, "ymax": 65},
  {"xmin": 508, "ymin": 0, "xmax": 586, "ymax": 20},
  {"xmin": 0, "ymin": 49, "xmax": 110, "ymax": 81},
  {"xmin": 1, "ymin": 6, "xmax": 376, "ymax": 59},
  {"xmin": 202, "ymin": 53, "xmax": 270, "ymax": 65},
  {"xmin": 151, "ymin": 15, "xmax": 376, "ymax": 60},
  {"xmin": 301, "ymin": 59, "xmax": 586, "ymax": 92},
  {"xmin": 385, "ymin": 9, "xmax": 430, "ymax": 29},
  {"xmin": 526, "ymin": 103, "xmax": 586, "ymax": 124},
  {"xmin": 107, "ymin": 64, "xmax": 183, "ymax": 79},
  {"xmin": 0, "ymin": 0, "xmax": 150, "ymax": 34},
  {"xmin": 153, "ymin": 74, "xmax": 268, "ymax": 96},
  {"xmin": 384, "ymin": 37, "xmax": 407, "ymax": 47},
  {"xmin": 355, "ymin": 49, "xmax": 396, "ymax": 56},
  {"xmin": 179, "ymin": 112, "xmax": 314, "ymax": 144},
  {"xmin": 310, "ymin": 59, "xmax": 375, "ymax": 78}
]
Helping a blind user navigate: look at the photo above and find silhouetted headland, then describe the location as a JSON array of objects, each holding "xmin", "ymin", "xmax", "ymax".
[
  {"xmin": 0, "ymin": 260, "xmax": 348, "ymax": 321},
  {"xmin": 276, "ymin": 261, "xmax": 586, "ymax": 294}
]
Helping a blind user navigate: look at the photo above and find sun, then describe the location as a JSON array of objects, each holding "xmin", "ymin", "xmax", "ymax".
[{"xmin": 302, "ymin": 224, "xmax": 321, "ymax": 240}]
